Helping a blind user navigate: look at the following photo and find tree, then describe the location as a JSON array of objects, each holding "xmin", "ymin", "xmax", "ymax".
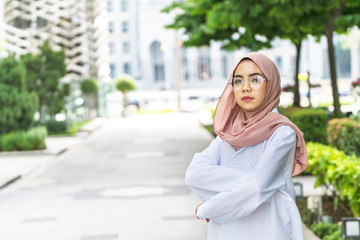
[
  {"xmin": 162, "ymin": 0, "xmax": 315, "ymax": 107},
  {"xmin": 80, "ymin": 78, "xmax": 99, "ymax": 119},
  {"xmin": 21, "ymin": 40, "xmax": 67, "ymax": 120},
  {"xmin": 163, "ymin": 0, "xmax": 360, "ymax": 112},
  {"xmin": 322, "ymin": 1, "xmax": 360, "ymax": 116},
  {"xmin": 115, "ymin": 74, "xmax": 136, "ymax": 117},
  {"xmin": 0, "ymin": 55, "xmax": 38, "ymax": 134}
]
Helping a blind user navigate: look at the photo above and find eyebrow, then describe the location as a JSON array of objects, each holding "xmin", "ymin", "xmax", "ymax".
[{"xmin": 233, "ymin": 73, "xmax": 263, "ymax": 78}]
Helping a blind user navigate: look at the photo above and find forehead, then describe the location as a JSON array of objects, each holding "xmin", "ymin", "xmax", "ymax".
[{"xmin": 234, "ymin": 59, "xmax": 263, "ymax": 75}]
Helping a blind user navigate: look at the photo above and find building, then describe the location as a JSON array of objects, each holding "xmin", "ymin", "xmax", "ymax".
[
  {"xmin": 0, "ymin": 0, "xmax": 110, "ymax": 116},
  {"xmin": 0, "ymin": 0, "xmax": 110, "ymax": 83},
  {"xmin": 106, "ymin": 0, "xmax": 236, "ymax": 91}
]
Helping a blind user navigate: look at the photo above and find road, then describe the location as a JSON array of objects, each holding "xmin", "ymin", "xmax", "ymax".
[{"xmin": 0, "ymin": 113, "xmax": 210, "ymax": 240}]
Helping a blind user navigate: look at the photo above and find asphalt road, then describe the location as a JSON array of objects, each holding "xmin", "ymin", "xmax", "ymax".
[{"xmin": 0, "ymin": 113, "xmax": 210, "ymax": 240}]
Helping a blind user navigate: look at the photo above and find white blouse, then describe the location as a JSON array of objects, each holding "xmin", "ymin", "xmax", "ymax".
[{"xmin": 185, "ymin": 125, "xmax": 304, "ymax": 240}]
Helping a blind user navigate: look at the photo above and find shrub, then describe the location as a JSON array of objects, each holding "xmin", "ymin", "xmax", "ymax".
[
  {"xmin": 115, "ymin": 75, "xmax": 136, "ymax": 93},
  {"xmin": 115, "ymin": 74, "xmax": 136, "ymax": 117},
  {"xmin": 306, "ymin": 142, "xmax": 360, "ymax": 217},
  {"xmin": 0, "ymin": 55, "xmax": 38, "ymax": 133},
  {"xmin": 81, "ymin": 78, "xmax": 98, "ymax": 94},
  {"xmin": 323, "ymin": 230, "xmax": 343, "ymax": 240},
  {"xmin": 0, "ymin": 127, "xmax": 47, "ymax": 151},
  {"xmin": 310, "ymin": 222, "xmax": 342, "ymax": 239},
  {"xmin": 327, "ymin": 118, "xmax": 360, "ymax": 156},
  {"xmin": 279, "ymin": 107, "xmax": 328, "ymax": 144}
]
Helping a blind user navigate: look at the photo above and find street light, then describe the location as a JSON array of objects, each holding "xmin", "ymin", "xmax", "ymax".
[{"xmin": 342, "ymin": 217, "xmax": 360, "ymax": 240}]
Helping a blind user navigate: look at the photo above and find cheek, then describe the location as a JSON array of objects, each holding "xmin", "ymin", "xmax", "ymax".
[
  {"xmin": 234, "ymin": 92, "xmax": 242, "ymax": 106},
  {"xmin": 258, "ymin": 89, "xmax": 267, "ymax": 105}
]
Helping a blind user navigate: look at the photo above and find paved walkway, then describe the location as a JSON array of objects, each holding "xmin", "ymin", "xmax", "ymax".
[{"xmin": 0, "ymin": 113, "xmax": 319, "ymax": 239}]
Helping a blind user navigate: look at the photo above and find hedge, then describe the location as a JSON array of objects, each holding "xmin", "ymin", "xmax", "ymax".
[
  {"xmin": 279, "ymin": 107, "xmax": 328, "ymax": 144},
  {"xmin": 0, "ymin": 127, "xmax": 47, "ymax": 151},
  {"xmin": 310, "ymin": 222, "xmax": 343, "ymax": 240},
  {"xmin": 306, "ymin": 142, "xmax": 360, "ymax": 217},
  {"xmin": 327, "ymin": 118, "xmax": 360, "ymax": 156}
]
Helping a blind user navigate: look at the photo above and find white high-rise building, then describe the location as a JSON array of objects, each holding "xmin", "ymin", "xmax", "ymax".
[
  {"xmin": 1, "ymin": 0, "xmax": 110, "ymax": 83},
  {"xmin": 106, "ymin": 0, "xmax": 236, "ymax": 91}
]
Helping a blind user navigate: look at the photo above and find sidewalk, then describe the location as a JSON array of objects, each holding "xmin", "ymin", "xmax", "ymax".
[{"xmin": 0, "ymin": 118, "xmax": 105, "ymax": 189}]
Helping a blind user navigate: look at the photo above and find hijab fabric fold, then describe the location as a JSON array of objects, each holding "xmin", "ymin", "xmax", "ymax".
[{"xmin": 214, "ymin": 52, "xmax": 308, "ymax": 176}]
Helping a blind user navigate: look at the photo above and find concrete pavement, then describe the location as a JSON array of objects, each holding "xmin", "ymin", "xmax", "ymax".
[{"xmin": 0, "ymin": 112, "xmax": 319, "ymax": 239}]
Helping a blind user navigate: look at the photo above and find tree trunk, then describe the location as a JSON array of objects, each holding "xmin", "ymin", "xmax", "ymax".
[
  {"xmin": 293, "ymin": 42, "xmax": 302, "ymax": 107},
  {"xmin": 307, "ymin": 71, "xmax": 312, "ymax": 107},
  {"xmin": 325, "ymin": 19, "xmax": 342, "ymax": 116},
  {"xmin": 122, "ymin": 92, "xmax": 128, "ymax": 117}
]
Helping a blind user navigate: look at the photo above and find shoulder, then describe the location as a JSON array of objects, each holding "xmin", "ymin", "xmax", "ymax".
[{"xmin": 270, "ymin": 125, "xmax": 296, "ymax": 143}]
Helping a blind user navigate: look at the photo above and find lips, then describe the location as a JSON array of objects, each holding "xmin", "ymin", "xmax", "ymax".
[{"xmin": 242, "ymin": 96, "xmax": 253, "ymax": 101}]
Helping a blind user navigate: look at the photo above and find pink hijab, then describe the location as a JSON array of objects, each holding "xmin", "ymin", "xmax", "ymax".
[{"xmin": 214, "ymin": 52, "xmax": 307, "ymax": 176}]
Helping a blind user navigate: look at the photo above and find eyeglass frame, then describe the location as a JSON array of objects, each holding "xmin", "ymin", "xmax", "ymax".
[{"xmin": 228, "ymin": 73, "xmax": 267, "ymax": 91}]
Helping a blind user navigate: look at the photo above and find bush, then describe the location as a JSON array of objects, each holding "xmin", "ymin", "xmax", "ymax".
[
  {"xmin": 306, "ymin": 142, "xmax": 360, "ymax": 217},
  {"xmin": 115, "ymin": 74, "xmax": 136, "ymax": 93},
  {"xmin": 279, "ymin": 107, "xmax": 328, "ymax": 144},
  {"xmin": 0, "ymin": 55, "xmax": 38, "ymax": 133},
  {"xmin": 81, "ymin": 78, "xmax": 98, "ymax": 94},
  {"xmin": 0, "ymin": 127, "xmax": 47, "ymax": 151},
  {"xmin": 310, "ymin": 222, "xmax": 342, "ymax": 240},
  {"xmin": 327, "ymin": 118, "xmax": 360, "ymax": 156},
  {"xmin": 323, "ymin": 230, "xmax": 343, "ymax": 240},
  {"xmin": 41, "ymin": 119, "xmax": 68, "ymax": 133}
]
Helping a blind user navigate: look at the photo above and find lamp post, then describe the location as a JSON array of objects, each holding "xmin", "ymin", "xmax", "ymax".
[
  {"xmin": 342, "ymin": 217, "xmax": 360, "ymax": 240},
  {"xmin": 174, "ymin": 30, "xmax": 183, "ymax": 112}
]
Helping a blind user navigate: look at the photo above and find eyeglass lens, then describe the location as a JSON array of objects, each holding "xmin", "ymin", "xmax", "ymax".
[{"xmin": 232, "ymin": 75, "xmax": 265, "ymax": 90}]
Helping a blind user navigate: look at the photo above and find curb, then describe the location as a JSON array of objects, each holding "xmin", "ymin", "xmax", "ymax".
[
  {"xmin": 0, "ymin": 118, "xmax": 105, "ymax": 189},
  {"xmin": 0, "ymin": 175, "xmax": 21, "ymax": 190}
]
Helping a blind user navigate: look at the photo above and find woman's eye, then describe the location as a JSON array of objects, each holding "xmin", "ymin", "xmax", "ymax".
[
  {"xmin": 251, "ymin": 76, "xmax": 263, "ymax": 83},
  {"xmin": 234, "ymin": 79, "xmax": 243, "ymax": 84}
]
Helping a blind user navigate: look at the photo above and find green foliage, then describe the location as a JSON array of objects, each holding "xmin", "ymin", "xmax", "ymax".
[
  {"xmin": 115, "ymin": 74, "xmax": 136, "ymax": 93},
  {"xmin": 306, "ymin": 142, "xmax": 360, "ymax": 217},
  {"xmin": 38, "ymin": 119, "xmax": 68, "ymax": 133},
  {"xmin": 0, "ymin": 127, "xmax": 47, "ymax": 151},
  {"xmin": 323, "ymin": 230, "xmax": 343, "ymax": 240},
  {"xmin": 310, "ymin": 222, "xmax": 343, "ymax": 240},
  {"xmin": 62, "ymin": 83, "xmax": 71, "ymax": 97},
  {"xmin": 0, "ymin": 55, "xmax": 38, "ymax": 133},
  {"xmin": 21, "ymin": 40, "xmax": 67, "ymax": 118},
  {"xmin": 81, "ymin": 78, "xmax": 98, "ymax": 94},
  {"xmin": 327, "ymin": 118, "xmax": 360, "ymax": 156},
  {"xmin": 279, "ymin": 107, "xmax": 328, "ymax": 144}
]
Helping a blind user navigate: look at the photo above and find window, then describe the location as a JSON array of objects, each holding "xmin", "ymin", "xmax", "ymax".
[
  {"xmin": 108, "ymin": 21, "xmax": 114, "ymax": 33},
  {"xmin": 182, "ymin": 48, "xmax": 189, "ymax": 81},
  {"xmin": 123, "ymin": 63, "xmax": 131, "ymax": 74},
  {"xmin": 110, "ymin": 63, "xmax": 116, "ymax": 78},
  {"xmin": 197, "ymin": 48, "xmax": 211, "ymax": 81},
  {"xmin": 121, "ymin": 21, "xmax": 129, "ymax": 33},
  {"xmin": 150, "ymin": 41, "xmax": 165, "ymax": 82},
  {"xmin": 120, "ymin": 0, "xmax": 128, "ymax": 11},
  {"xmin": 107, "ymin": 0, "xmax": 113, "ymax": 12},
  {"xmin": 109, "ymin": 42, "xmax": 115, "ymax": 54},
  {"xmin": 123, "ymin": 42, "xmax": 130, "ymax": 53}
]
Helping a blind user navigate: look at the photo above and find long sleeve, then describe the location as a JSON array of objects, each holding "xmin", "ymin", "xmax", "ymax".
[
  {"xmin": 185, "ymin": 137, "xmax": 251, "ymax": 201},
  {"xmin": 196, "ymin": 126, "xmax": 296, "ymax": 223}
]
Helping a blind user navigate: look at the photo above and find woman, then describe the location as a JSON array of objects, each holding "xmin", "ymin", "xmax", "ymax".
[{"xmin": 185, "ymin": 52, "xmax": 308, "ymax": 240}]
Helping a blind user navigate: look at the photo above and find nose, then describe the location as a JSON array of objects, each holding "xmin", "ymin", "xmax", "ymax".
[{"xmin": 242, "ymin": 80, "xmax": 251, "ymax": 92}]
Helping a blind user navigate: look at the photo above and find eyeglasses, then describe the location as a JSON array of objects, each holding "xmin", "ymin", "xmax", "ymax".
[{"xmin": 230, "ymin": 75, "xmax": 266, "ymax": 91}]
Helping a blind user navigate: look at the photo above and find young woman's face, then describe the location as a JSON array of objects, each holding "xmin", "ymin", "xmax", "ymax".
[{"xmin": 233, "ymin": 59, "xmax": 267, "ymax": 112}]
